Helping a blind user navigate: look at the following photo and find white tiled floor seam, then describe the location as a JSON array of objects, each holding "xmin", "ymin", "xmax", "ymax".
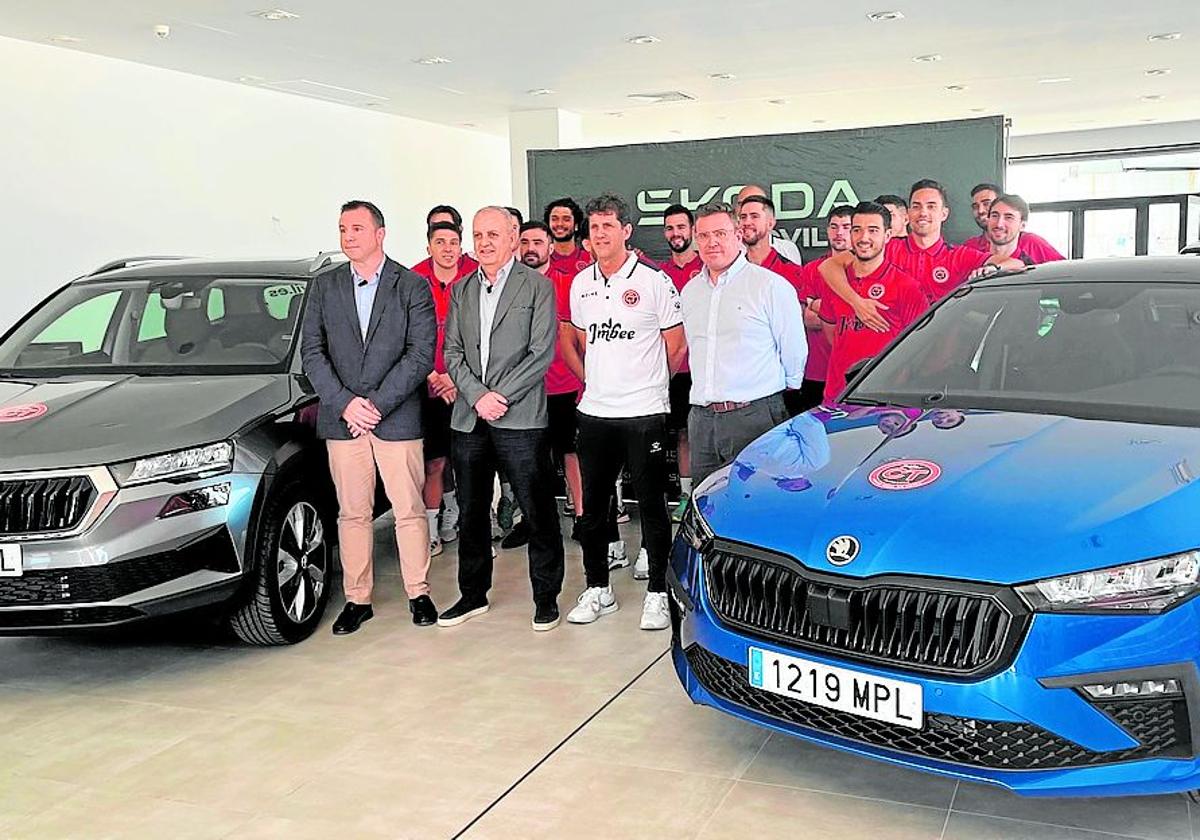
[{"xmin": 938, "ymin": 781, "xmax": 959, "ymax": 840}]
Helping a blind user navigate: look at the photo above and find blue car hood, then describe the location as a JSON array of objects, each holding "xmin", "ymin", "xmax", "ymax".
[{"xmin": 697, "ymin": 406, "xmax": 1200, "ymax": 585}]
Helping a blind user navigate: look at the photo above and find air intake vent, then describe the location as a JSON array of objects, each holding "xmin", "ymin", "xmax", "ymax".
[{"xmin": 627, "ymin": 91, "xmax": 695, "ymax": 104}]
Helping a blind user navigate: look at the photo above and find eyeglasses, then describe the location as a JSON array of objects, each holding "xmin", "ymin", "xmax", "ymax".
[{"xmin": 695, "ymin": 229, "xmax": 734, "ymax": 243}]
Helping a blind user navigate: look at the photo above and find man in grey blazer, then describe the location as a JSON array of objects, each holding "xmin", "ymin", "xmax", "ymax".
[
  {"xmin": 301, "ymin": 200, "xmax": 438, "ymax": 634},
  {"xmin": 438, "ymin": 206, "xmax": 565, "ymax": 630}
]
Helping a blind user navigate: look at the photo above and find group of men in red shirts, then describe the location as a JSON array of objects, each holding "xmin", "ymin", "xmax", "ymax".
[{"xmin": 405, "ymin": 179, "xmax": 1065, "ymax": 550}]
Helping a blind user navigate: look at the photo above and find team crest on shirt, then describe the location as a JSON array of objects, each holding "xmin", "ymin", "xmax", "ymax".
[
  {"xmin": 622, "ymin": 289, "xmax": 641, "ymax": 308},
  {"xmin": 867, "ymin": 283, "xmax": 886, "ymax": 300},
  {"xmin": 932, "ymin": 266, "xmax": 950, "ymax": 284}
]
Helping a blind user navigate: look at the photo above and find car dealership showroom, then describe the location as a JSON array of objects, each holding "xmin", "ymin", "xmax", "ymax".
[{"xmin": 3, "ymin": 1, "xmax": 1200, "ymax": 838}]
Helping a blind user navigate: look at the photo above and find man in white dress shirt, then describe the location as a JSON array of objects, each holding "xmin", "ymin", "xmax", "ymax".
[{"xmin": 679, "ymin": 202, "xmax": 808, "ymax": 484}]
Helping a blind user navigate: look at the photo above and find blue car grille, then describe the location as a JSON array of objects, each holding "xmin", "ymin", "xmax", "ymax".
[
  {"xmin": 0, "ymin": 475, "xmax": 96, "ymax": 536},
  {"xmin": 704, "ymin": 547, "xmax": 1026, "ymax": 677},
  {"xmin": 686, "ymin": 646, "xmax": 1192, "ymax": 769}
]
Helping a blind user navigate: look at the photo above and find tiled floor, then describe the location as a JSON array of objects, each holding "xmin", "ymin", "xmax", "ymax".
[{"xmin": 1, "ymin": 515, "xmax": 1195, "ymax": 839}]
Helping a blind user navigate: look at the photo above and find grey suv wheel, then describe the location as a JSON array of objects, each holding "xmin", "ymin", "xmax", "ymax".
[{"xmin": 228, "ymin": 478, "xmax": 332, "ymax": 645}]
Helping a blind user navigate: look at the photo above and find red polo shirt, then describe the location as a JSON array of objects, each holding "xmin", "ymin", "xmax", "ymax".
[
  {"xmin": 886, "ymin": 236, "xmax": 989, "ymax": 303},
  {"xmin": 793, "ymin": 255, "xmax": 837, "ymax": 383},
  {"xmin": 546, "ymin": 265, "xmax": 582, "ymax": 396},
  {"xmin": 549, "ymin": 245, "xmax": 592, "ymax": 278},
  {"xmin": 820, "ymin": 260, "xmax": 926, "ymax": 402},
  {"xmin": 961, "ymin": 232, "xmax": 1066, "ymax": 265},
  {"xmin": 411, "ymin": 254, "xmax": 478, "ymax": 383}
]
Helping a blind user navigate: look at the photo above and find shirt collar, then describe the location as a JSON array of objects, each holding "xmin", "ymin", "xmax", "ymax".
[
  {"xmin": 350, "ymin": 256, "xmax": 386, "ymax": 287},
  {"xmin": 480, "ymin": 255, "xmax": 516, "ymax": 288},
  {"xmin": 702, "ymin": 251, "xmax": 750, "ymax": 287},
  {"xmin": 596, "ymin": 251, "xmax": 638, "ymax": 284}
]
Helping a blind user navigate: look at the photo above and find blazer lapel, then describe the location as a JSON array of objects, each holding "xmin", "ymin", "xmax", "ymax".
[
  {"xmin": 489, "ymin": 264, "xmax": 526, "ymax": 338},
  {"xmin": 461, "ymin": 270, "xmax": 484, "ymax": 376},
  {"xmin": 334, "ymin": 265, "xmax": 363, "ymax": 349},
  {"xmin": 363, "ymin": 259, "xmax": 399, "ymax": 348}
]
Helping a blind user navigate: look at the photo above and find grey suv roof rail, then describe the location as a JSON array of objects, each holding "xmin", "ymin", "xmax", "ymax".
[
  {"xmin": 309, "ymin": 251, "xmax": 347, "ymax": 272},
  {"xmin": 87, "ymin": 256, "xmax": 193, "ymax": 276}
]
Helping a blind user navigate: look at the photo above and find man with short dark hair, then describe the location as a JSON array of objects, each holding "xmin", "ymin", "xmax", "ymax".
[
  {"xmin": 439, "ymin": 207, "xmax": 564, "ymax": 631},
  {"xmin": 426, "ymin": 204, "xmax": 463, "ymax": 230},
  {"xmin": 736, "ymin": 184, "xmax": 804, "ymax": 263},
  {"xmin": 544, "ymin": 197, "xmax": 592, "ymax": 277},
  {"xmin": 410, "ymin": 221, "xmax": 478, "ymax": 556},
  {"xmin": 965, "ymin": 182, "xmax": 1002, "ymax": 249},
  {"xmin": 658, "ymin": 203, "xmax": 702, "ymax": 518},
  {"xmin": 875, "ymin": 194, "xmax": 909, "ymax": 238},
  {"xmin": 681, "ymin": 202, "xmax": 806, "ymax": 483},
  {"xmin": 819, "ymin": 202, "xmax": 926, "ymax": 402},
  {"xmin": 301, "ymin": 200, "xmax": 439, "ymax": 633},
  {"xmin": 986, "ymin": 193, "xmax": 1066, "ymax": 264},
  {"xmin": 562, "ymin": 192, "xmax": 686, "ymax": 631}
]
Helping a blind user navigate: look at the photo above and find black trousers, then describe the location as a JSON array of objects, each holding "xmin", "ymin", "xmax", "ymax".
[
  {"xmin": 784, "ymin": 379, "xmax": 825, "ymax": 417},
  {"xmin": 576, "ymin": 412, "xmax": 671, "ymax": 593},
  {"xmin": 451, "ymin": 422, "xmax": 564, "ymax": 607}
]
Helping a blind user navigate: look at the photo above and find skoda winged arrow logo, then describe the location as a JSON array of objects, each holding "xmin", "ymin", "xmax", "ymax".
[{"xmin": 826, "ymin": 535, "xmax": 860, "ymax": 566}]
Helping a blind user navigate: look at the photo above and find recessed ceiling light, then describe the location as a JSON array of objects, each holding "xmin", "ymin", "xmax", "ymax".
[
  {"xmin": 1140, "ymin": 117, "xmax": 1158, "ymax": 122},
  {"xmin": 969, "ymin": 107, "xmax": 986, "ymax": 113},
  {"xmin": 527, "ymin": 88, "xmax": 555, "ymax": 96},
  {"xmin": 767, "ymin": 98, "xmax": 789, "ymax": 105},
  {"xmin": 414, "ymin": 56, "xmax": 452, "ymax": 65},
  {"xmin": 47, "ymin": 34, "xmax": 83, "ymax": 44},
  {"xmin": 913, "ymin": 53, "xmax": 942, "ymax": 63},
  {"xmin": 945, "ymin": 84, "xmax": 967, "ymax": 92},
  {"xmin": 606, "ymin": 111, "xmax": 624, "ymax": 117},
  {"xmin": 250, "ymin": 8, "xmax": 300, "ymax": 21},
  {"xmin": 812, "ymin": 119, "xmax": 827, "ymax": 124},
  {"xmin": 459, "ymin": 122, "xmax": 477, "ymax": 128},
  {"xmin": 1038, "ymin": 76, "xmax": 1072, "ymax": 84},
  {"xmin": 867, "ymin": 10, "xmax": 905, "ymax": 22},
  {"xmin": 669, "ymin": 129, "xmax": 682, "ymax": 135},
  {"xmin": 237, "ymin": 75, "xmax": 264, "ymax": 84},
  {"xmin": 626, "ymin": 35, "xmax": 661, "ymax": 45},
  {"xmin": 438, "ymin": 86, "xmax": 466, "ymax": 95},
  {"xmin": 1141, "ymin": 94, "xmax": 1165, "ymax": 102},
  {"xmin": 1144, "ymin": 68, "xmax": 1172, "ymax": 76},
  {"xmin": 1147, "ymin": 32, "xmax": 1182, "ymax": 42},
  {"xmin": 709, "ymin": 73, "xmax": 736, "ymax": 81}
]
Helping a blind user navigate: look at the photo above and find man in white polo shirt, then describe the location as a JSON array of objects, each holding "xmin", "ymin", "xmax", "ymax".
[
  {"xmin": 560, "ymin": 192, "xmax": 687, "ymax": 631},
  {"xmin": 681, "ymin": 202, "xmax": 808, "ymax": 484}
]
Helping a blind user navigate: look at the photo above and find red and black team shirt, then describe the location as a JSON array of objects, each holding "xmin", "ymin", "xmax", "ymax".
[
  {"xmin": 410, "ymin": 254, "xmax": 479, "ymax": 381},
  {"xmin": 549, "ymin": 245, "xmax": 592, "ymax": 278},
  {"xmin": 819, "ymin": 260, "xmax": 926, "ymax": 402},
  {"xmin": 886, "ymin": 236, "xmax": 989, "ymax": 304},
  {"xmin": 658, "ymin": 253, "xmax": 703, "ymax": 375},
  {"xmin": 545, "ymin": 265, "xmax": 582, "ymax": 396}
]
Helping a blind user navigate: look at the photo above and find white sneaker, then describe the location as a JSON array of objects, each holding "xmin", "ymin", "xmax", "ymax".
[
  {"xmin": 607, "ymin": 540, "xmax": 629, "ymax": 570},
  {"xmin": 632, "ymin": 548, "xmax": 649, "ymax": 580},
  {"xmin": 640, "ymin": 592, "xmax": 670, "ymax": 631},
  {"xmin": 430, "ymin": 537, "xmax": 443, "ymax": 558},
  {"xmin": 567, "ymin": 586, "xmax": 619, "ymax": 624}
]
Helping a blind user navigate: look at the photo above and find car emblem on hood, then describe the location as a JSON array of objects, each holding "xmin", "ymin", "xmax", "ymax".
[
  {"xmin": 826, "ymin": 535, "xmax": 860, "ymax": 566},
  {"xmin": 0, "ymin": 402, "xmax": 48, "ymax": 423}
]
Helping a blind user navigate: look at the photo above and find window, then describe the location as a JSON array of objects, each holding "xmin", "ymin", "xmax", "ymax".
[{"xmin": 31, "ymin": 290, "xmax": 122, "ymax": 355}]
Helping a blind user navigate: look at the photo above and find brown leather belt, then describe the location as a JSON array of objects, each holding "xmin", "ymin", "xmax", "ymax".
[{"xmin": 705, "ymin": 401, "xmax": 751, "ymax": 414}]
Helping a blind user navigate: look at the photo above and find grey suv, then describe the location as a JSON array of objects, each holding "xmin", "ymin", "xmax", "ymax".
[{"xmin": 0, "ymin": 256, "xmax": 345, "ymax": 644}]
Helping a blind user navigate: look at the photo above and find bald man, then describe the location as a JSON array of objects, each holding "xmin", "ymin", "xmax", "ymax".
[{"xmin": 737, "ymin": 185, "xmax": 804, "ymax": 263}]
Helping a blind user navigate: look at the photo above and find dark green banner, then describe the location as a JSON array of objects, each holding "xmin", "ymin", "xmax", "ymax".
[{"xmin": 528, "ymin": 116, "xmax": 1005, "ymax": 263}]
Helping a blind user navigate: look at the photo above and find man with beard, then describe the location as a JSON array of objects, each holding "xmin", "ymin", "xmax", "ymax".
[
  {"xmin": 875, "ymin": 194, "xmax": 909, "ymax": 238},
  {"xmin": 544, "ymin": 197, "xmax": 592, "ymax": 277},
  {"xmin": 790, "ymin": 205, "xmax": 853, "ymax": 412},
  {"xmin": 961, "ymin": 183, "xmax": 1002, "ymax": 251},
  {"xmin": 658, "ymin": 204, "xmax": 702, "ymax": 519},
  {"xmin": 736, "ymin": 184, "xmax": 804, "ymax": 263},
  {"xmin": 960, "ymin": 185, "xmax": 1063, "ymax": 260},
  {"xmin": 986, "ymin": 194, "xmax": 1065, "ymax": 265},
  {"xmin": 819, "ymin": 201, "xmax": 926, "ymax": 402}
]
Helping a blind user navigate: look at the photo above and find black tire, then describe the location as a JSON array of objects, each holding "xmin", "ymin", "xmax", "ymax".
[{"xmin": 227, "ymin": 477, "xmax": 332, "ymax": 645}]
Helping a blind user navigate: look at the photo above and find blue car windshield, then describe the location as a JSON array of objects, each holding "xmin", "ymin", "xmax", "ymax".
[
  {"xmin": 849, "ymin": 280, "xmax": 1200, "ymax": 427},
  {"xmin": 0, "ymin": 276, "xmax": 308, "ymax": 375}
]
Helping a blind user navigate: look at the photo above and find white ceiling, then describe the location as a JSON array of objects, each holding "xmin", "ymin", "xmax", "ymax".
[{"xmin": 3, "ymin": 0, "xmax": 1198, "ymax": 144}]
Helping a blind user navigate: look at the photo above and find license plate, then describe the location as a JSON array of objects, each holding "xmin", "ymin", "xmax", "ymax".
[
  {"xmin": 0, "ymin": 543, "xmax": 22, "ymax": 577},
  {"xmin": 749, "ymin": 647, "xmax": 923, "ymax": 729}
]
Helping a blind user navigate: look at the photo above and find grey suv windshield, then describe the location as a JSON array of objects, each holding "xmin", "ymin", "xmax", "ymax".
[
  {"xmin": 849, "ymin": 280, "xmax": 1200, "ymax": 426},
  {"xmin": 0, "ymin": 276, "xmax": 307, "ymax": 374}
]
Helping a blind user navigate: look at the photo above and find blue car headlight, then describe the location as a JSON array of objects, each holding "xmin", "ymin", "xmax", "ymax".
[
  {"xmin": 1017, "ymin": 550, "xmax": 1200, "ymax": 613},
  {"xmin": 679, "ymin": 501, "xmax": 714, "ymax": 553}
]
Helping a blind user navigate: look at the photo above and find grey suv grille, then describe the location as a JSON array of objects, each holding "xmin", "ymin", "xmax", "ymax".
[{"xmin": 0, "ymin": 475, "xmax": 97, "ymax": 536}]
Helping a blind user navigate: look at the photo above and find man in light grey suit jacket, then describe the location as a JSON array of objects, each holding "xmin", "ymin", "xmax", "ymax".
[{"xmin": 437, "ymin": 206, "xmax": 565, "ymax": 631}]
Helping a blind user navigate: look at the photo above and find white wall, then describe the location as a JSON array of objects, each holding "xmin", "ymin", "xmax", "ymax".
[{"xmin": 0, "ymin": 36, "xmax": 511, "ymax": 332}]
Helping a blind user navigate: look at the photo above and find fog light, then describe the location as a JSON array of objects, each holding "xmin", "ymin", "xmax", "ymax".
[
  {"xmin": 1081, "ymin": 679, "xmax": 1182, "ymax": 699},
  {"xmin": 159, "ymin": 483, "xmax": 231, "ymax": 519}
]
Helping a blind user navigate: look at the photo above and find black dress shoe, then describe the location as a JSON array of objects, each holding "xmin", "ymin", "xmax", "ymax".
[
  {"xmin": 332, "ymin": 602, "xmax": 373, "ymax": 635},
  {"xmin": 501, "ymin": 520, "xmax": 530, "ymax": 550},
  {"xmin": 570, "ymin": 518, "xmax": 583, "ymax": 543},
  {"xmin": 532, "ymin": 602, "xmax": 560, "ymax": 632},
  {"xmin": 409, "ymin": 595, "xmax": 438, "ymax": 627},
  {"xmin": 437, "ymin": 597, "xmax": 490, "ymax": 628}
]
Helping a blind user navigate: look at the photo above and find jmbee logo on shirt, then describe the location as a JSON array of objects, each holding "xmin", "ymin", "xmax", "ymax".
[{"xmin": 588, "ymin": 319, "xmax": 637, "ymax": 344}]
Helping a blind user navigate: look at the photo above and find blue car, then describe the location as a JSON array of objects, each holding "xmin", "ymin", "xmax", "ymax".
[{"xmin": 669, "ymin": 256, "xmax": 1200, "ymax": 798}]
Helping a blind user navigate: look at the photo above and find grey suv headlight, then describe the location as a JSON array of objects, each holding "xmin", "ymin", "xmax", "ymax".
[
  {"xmin": 1017, "ymin": 550, "xmax": 1200, "ymax": 613},
  {"xmin": 680, "ymin": 501, "xmax": 715, "ymax": 552},
  {"xmin": 110, "ymin": 442, "xmax": 234, "ymax": 487}
]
